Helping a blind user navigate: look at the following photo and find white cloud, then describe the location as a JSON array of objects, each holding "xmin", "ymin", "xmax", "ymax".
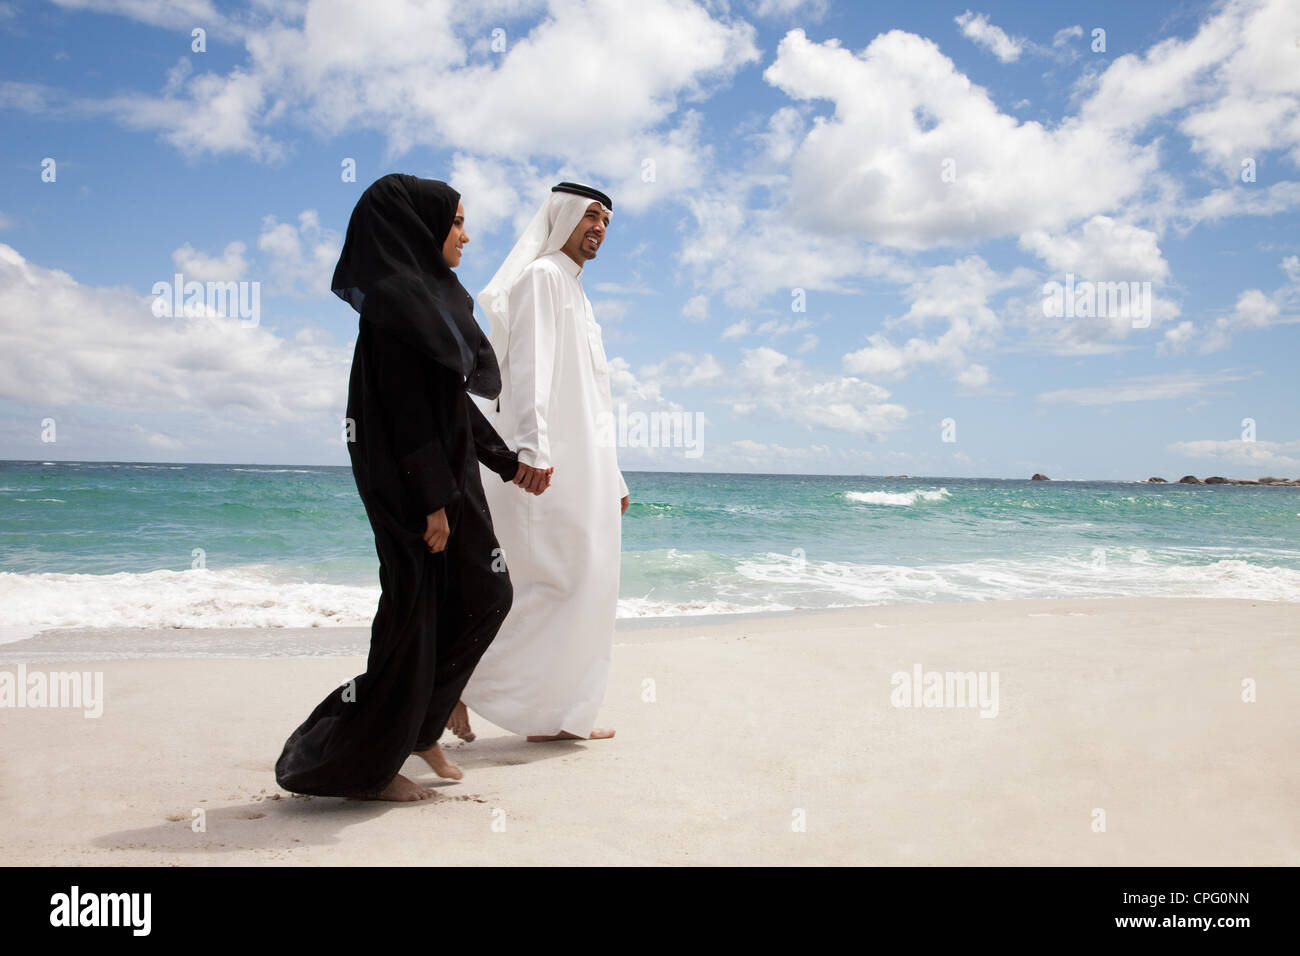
[
  {"xmin": 424, "ymin": 1, "xmax": 756, "ymax": 158},
  {"xmin": 1020, "ymin": 215, "xmax": 1170, "ymax": 284},
  {"xmin": 628, "ymin": 352, "xmax": 722, "ymax": 391},
  {"xmin": 673, "ymin": 3, "xmax": 1299, "ymax": 315},
  {"xmin": 956, "ymin": 363, "xmax": 989, "ymax": 388},
  {"xmin": 128, "ymin": 422, "xmax": 184, "ymax": 451},
  {"xmin": 611, "ymin": 342, "xmax": 908, "ymax": 439},
  {"xmin": 1157, "ymin": 320, "xmax": 1197, "ymax": 355},
  {"xmin": 0, "ymin": 243, "xmax": 349, "ymax": 422},
  {"xmin": 1162, "ymin": 255, "xmax": 1300, "ymax": 354},
  {"xmin": 1183, "ymin": 181, "xmax": 1300, "ymax": 224},
  {"xmin": 1079, "ymin": 0, "xmax": 1300, "ymax": 173},
  {"xmin": 678, "ymin": 0, "xmax": 1296, "ymax": 317},
  {"xmin": 607, "ymin": 356, "xmax": 668, "ymax": 407},
  {"xmin": 1201, "ymin": 288, "xmax": 1280, "ymax": 353},
  {"xmin": 681, "ymin": 294, "xmax": 709, "ymax": 321},
  {"xmin": 721, "ymin": 320, "xmax": 750, "ymax": 340},
  {"xmin": 954, "ymin": 10, "xmax": 1025, "ymax": 63},
  {"xmin": 593, "ymin": 279, "xmax": 654, "ymax": 295},
  {"xmin": 255, "ymin": 210, "xmax": 342, "ymax": 296},
  {"xmin": 1019, "ymin": 215, "xmax": 1181, "ymax": 345},
  {"xmin": 171, "ymin": 240, "xmax": 248, "ymax": 282},
  {"xmin": 725, "ymin": 438, "xmax": 834, "ymax": 470},
  {"xmin": 757, "ymin": 106, "xmax": 805, "ymax": 165},
  {"xmin": 44, "ymin": 0, "xmax": 758, "ymax": 214},
  {"xmin": 734, "ymin": 346, "xmax": 906, "ymax": 436},
  {"xmin": 681, "ymin": 183, "xmax": 911, "ymax": 305},
  {"xmin": 680, "ymin": 354, "xmax": 722, "ymax": 386},
  {"xmin": 762, "ymin": 29, "xmax": 1159, "ymax": 248},
  {"xmin": 1052, "ymin": 25, "xmax": 1083, "ymax": 48},
  {"xmin": 51, "ymin": 0, "xmax": 238, "ymax": 33},
  {"xmin": 108, "ymin": 58, "xmax": 283, "ymax": 162},
  {"xmin": 448, "ymin": 154, "xmax": 521, "ymax": 237},
  {"xmin": 843, "ymin": 255, "xmax": 1018, "ymax": 382},
  {"xmin": 1037, "ymin": 370, "xmax": 1250, "ymax": 405},
  {"xmin": 720, "ymin": 315, "xmax": 812, "ymax": 343},
  {"xmin": 754, "ymin": 317, "xmax": 811, "ymax": 338},
  {"xmin": 1168, "ymin": 438, "xmax": 1300, "ymax": 473},
  {"xmin": 165, "ymin": 211, "xmax": 341, "ymax": 305},
  {"xmin": 747, "ymin": 0, "xmax": 828, "ymax": 21},
  {"xmin": 591, "ymin": 299, "xmax": 628, "ymax": 323}
]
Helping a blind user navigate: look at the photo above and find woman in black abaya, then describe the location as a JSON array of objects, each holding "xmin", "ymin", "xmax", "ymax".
[{"xmin": 275, "ymin": 174, "xmax": 548, "ymax": 801}]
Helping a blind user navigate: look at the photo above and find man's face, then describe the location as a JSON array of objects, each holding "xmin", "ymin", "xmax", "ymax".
[{"xmin": 561, "ymin": 201, "xmax": 610, "ymax": 263}]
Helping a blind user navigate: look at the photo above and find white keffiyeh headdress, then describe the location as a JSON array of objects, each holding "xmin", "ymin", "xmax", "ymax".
[{"xmin": 477, "ymin": 184, "xmax": 612, "ymax": 359}]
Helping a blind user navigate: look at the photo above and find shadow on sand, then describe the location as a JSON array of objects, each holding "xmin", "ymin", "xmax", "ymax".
[{"xmin": 90, "ymin": 736, "xmax": 585, "ymax": 855}]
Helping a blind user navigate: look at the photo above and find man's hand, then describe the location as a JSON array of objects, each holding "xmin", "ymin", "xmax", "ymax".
[
  {"xmin": 424, "ymin": 508, "xmax": 450, "ymax": 553},
  {"xmin": 620, "ymin": 495, "xmax": 629, "ymax": 516},
  {"xmin": 513, "ymin": 462, "xmax": 553, "ymax": 495}
]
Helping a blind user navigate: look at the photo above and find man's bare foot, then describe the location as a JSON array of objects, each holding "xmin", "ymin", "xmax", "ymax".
[
  {"xmin": 445, "ymin": 700, "xmax": 475, "ymax": 742},
  {"xmin": 374, "ymin": 773, "xmax": 436, "ymax": 802},
  {"xmin": 525, "ymin": 728, "xmax": 615, "ymax": 742},
  {"xmin": 413, "ymin": 742, "xmax": 463, "ymax": 780}
]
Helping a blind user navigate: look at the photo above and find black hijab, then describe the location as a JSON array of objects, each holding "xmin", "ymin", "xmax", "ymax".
[{"xmin": 332, "ymin": 174, "xmax": 501, "ymax": 399}]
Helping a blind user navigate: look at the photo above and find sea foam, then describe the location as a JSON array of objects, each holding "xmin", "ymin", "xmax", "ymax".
[
  {"xmin": 846, "ymin": 488, "xmax": 951, "ymax": 506},
  {"xmin": 0, "ymin": 567, "xmax": 378, "ymax": 631}
]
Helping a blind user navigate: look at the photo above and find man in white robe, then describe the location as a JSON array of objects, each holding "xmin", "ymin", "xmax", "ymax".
[{"xmin": 456, "ymin": 183, "xmax": 628, "ymax": 741}]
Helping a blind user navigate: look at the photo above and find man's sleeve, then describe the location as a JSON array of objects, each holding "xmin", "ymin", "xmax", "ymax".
[
  {"xmin": 369, "ymin": 326, "xmax": 459, "ymax": 515},
  {"xmin": 506, "ymin": 264, "xmax": 560, "ymax": 469},
  {"xmin": 469, "ymin": 399, "xmax": 520, "ymax": 482}
]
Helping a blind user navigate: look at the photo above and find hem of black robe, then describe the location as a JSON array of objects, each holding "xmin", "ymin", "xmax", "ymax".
[
  {"xmin": 274, "ymin": 707, "xmax": 419, "ymax": 801},
  {"xmin": 274, "ymin": 756, "xmax": 398, "ymax": 801}
]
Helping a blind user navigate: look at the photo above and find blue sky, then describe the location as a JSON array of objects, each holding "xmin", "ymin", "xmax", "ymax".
[{"xmin": 1, "ymin": 0, "xmax": 1297, "ymax": 479}]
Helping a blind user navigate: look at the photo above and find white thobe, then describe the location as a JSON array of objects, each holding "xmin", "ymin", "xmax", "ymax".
[{"xmin": 463, "ymin": 250, "xmax": 627, "ymax": 737}]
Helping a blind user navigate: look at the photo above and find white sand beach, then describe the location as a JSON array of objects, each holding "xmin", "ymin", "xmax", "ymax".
[{"xmin": 1, "ymin": 597, "xmax": 1296, "ymax": 866}]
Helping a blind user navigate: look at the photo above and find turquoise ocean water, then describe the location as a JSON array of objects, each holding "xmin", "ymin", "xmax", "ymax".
[{"xmin": 2, "ymin": 460, "xmax": 1299, "ymax": 643}]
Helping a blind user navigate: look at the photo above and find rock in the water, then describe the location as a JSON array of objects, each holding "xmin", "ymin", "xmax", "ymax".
[
  {"xmin": 1030, "ymin": 473, "xmax": 1049, "ymax": 481},
  {"xmin": 1178, "ymin": 475, "xmax": 1202, "ymax": 484},
  {"xmin": 1147, "ymin": 477, "xmax": 1166, "ymax": 483},
  {"xmin": 1259, "ymin": 476, "xmax": 1285, "ymax": 484},
  {"xmin": 1204, "ymin": 476, "xmax": 1229, "ymax": 484}
]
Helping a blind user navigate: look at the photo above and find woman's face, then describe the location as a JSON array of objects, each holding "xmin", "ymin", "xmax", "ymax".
[{"xmin": 441, "ymin": 200, "xmax": 468, "ymax": 268}]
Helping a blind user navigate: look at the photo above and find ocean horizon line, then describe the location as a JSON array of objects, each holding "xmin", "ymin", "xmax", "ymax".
[{"xmin": 2, "ymin": 459, "xmax": 1290, "ymax": 485}]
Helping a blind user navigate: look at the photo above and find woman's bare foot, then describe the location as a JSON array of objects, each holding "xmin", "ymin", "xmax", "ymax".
[
  {"xmin": 445, "ymin": 700, "xmax": 475, "ymax": 742},
  {"xmin": 413, "ymin": 742, "xmax": 463, "ymax": 780},
  {"xmin": 374, "ymin": 773, "xmax": 436, "ymax": 801},
  {"xmin": 526, "ymin": 728, "xmax": 615, "ymax": 742}
]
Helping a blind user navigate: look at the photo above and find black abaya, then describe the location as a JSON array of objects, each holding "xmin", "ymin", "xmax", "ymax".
[{"xmin": 275, "ymin": 175, "xmax": 518, "ymax": 798}]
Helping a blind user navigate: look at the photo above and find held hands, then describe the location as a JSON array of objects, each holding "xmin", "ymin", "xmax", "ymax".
[
  {"xmin": 620, "ymin": 495, "xmax": 629, "ymax": 516},
  {"xmin": 513, "ymin": 462, "xmax": 553, "ymax": 495},
  {"xmin": 423, "ymin": 508, "xmax": 450, "ymax": 554}
]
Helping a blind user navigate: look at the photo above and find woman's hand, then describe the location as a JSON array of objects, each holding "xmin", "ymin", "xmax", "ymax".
[
  {"xmin": 423, "ymin": 508, "xmax": 450, "ymax": 553},
  {"xmin": 513, "ymin": 462, "xmax": 553, "ymax": 495}
]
